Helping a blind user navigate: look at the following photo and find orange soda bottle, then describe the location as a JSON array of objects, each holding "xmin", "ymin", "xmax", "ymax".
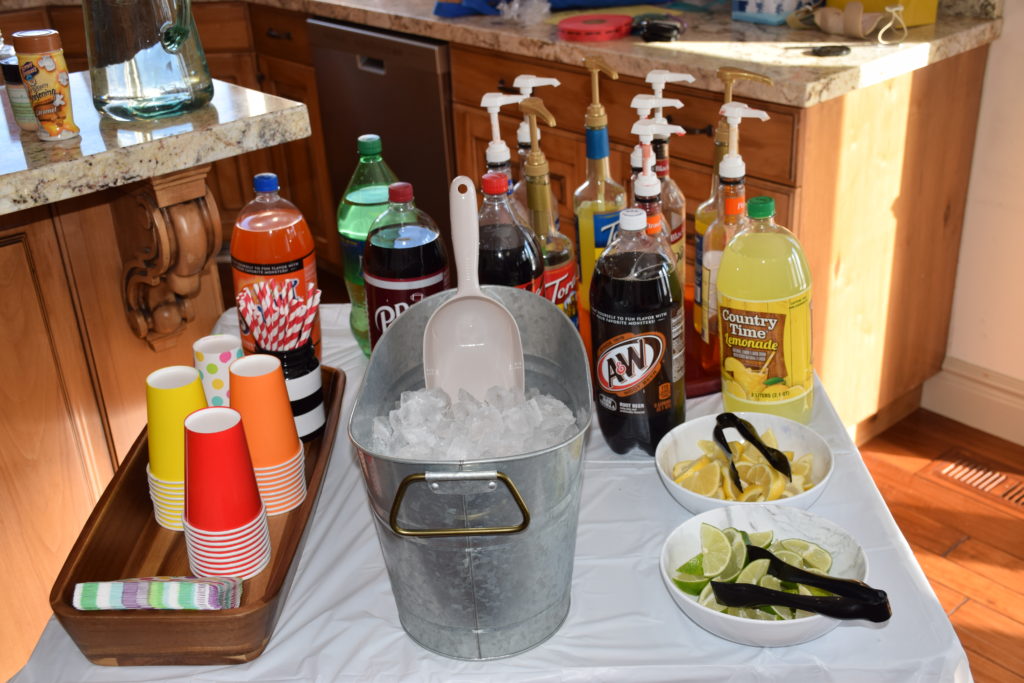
[{"xmin": 231, "ymin": 173, "xmax": 320, "ymax": 357}]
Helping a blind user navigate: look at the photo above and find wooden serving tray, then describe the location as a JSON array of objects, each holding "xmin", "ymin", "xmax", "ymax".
[{"xmin": 49, "ymin": 366, "xmax": 346, "ymax": 666}]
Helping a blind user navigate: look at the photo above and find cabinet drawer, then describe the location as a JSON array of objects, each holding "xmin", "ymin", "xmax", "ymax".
[
  {"xmin": 193, "ymin": 2, "xmax": 252, "ymax": 54},
  {"xmin": 0, "ymin": 9, "xmax": 51, "ymax": 37},
  {"xmin": 46, "ymin": 7, "xmax": 87, "ymax": 61},
  {"xmin": 251, "ymin": 5, "xmax": 311, "ymax": 65},
  {"xmin": 451, "ymin": 45, "xmax": 798, "ymax": 187}
]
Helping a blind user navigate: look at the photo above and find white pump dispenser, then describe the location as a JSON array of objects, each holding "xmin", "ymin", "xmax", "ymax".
[
  {"xmin": 630, "ymin": 118, "xmax": 684, "ymax": 198},
  {"xmin": 480, "ymin": 92, "xmax": 526, "ymax": 164},
  {"xmin": 645, "ymin": 70, "xmax": 695, "ymax": 127},
  {"xmin": 718, "ymin": 102, "xmax": 770, "ymax": 179},
  {"xmin": 514, "ymin": 75, "xmax": 560, "ymax": 146},
  {"xmin": 630, "ymin": 94, "xmax": 683, "ymax": 121}
]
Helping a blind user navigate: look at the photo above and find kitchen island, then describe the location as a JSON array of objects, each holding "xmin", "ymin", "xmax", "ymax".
[{"xmin": 0, "ymin": 72, "xmax": 309, "ymax": 678}]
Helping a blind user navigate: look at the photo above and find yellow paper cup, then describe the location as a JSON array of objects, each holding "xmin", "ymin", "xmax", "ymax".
[{"xmin": 146, "ymin": 366, "xmax": 207, "ymax": 481}]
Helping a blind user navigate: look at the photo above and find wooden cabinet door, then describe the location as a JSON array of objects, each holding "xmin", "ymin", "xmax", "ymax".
[
  {"xmin": 256, "ymin": 54, "xmax": 341, "ymax": 276},
  {"xmin": 0, "ymin": 208, "xmax": 112, "ymax": 681}
]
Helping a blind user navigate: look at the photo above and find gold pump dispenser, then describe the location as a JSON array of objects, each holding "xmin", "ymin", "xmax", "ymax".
[
  {"xmin": 713, "ymin": 67, "xmax": 774, "ymax": 158},
  {"xmin": 583, "ymin": 56, "xmax": 617, "ymax": 130},
  {"xmin": 519, "ymin": 96, "xmax": 579, "ymax": 324}
]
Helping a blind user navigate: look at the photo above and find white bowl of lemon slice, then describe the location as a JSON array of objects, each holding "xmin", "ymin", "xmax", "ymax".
[
  {"xmin": 660, "ymin": 505, "xmax": 870, "ymax": 647},
  {"xmin": 655, "ymin": 412, "xmax": 833, "ymax": 514}
]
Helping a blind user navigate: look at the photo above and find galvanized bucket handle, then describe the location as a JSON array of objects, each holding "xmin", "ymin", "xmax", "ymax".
[{"xmin": 388, "ymin": 470, "xmax": 531, "ymax": 537}]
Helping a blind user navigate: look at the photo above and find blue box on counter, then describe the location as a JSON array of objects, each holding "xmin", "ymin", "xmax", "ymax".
[{"xmin": 732, "ymin": 0, "xmax": 812, "ymax": 25}]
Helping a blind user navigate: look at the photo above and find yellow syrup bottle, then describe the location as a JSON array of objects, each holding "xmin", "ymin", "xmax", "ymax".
[{"xmin": 717, "ymin": 196, "xmax": 813, "ymax": 423}]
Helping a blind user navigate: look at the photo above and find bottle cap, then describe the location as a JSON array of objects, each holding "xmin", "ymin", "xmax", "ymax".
[
  {"xmin": 481, "ymin": 172, "xmax": 508, "ymax": 195},
  {"xmin": 388, "ymin": 181, "xmax": 413, "ymax": 203},
  {"xmin": 620, "ymin": 208, "xmax": 646, "ymax": 232},
  {"xmin": 357, "ymin": 134, "xmax": 382, "ymax": 156},
  {"xmin": 253, "ymin": 173, "xmax": 279, "ymax": 193},
  {"xmin": 747, "ymin": 196, "xmax": 775, "ymax": 219},
  {"xmin": 1, "ymin": 58, "xmax": 21, "ymax": 85},
  {"xmin": 12, "ymin": 29, "xmax": 62, "ymax": 54}
]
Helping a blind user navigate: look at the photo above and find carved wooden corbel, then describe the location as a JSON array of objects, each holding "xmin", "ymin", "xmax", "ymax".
[{"xmin": 123, "ymin": 166, "xmax": 222, "ymax": 351}]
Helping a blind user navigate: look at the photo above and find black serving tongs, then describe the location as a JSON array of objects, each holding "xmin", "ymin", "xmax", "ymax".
[
  {"xmin": 711, "ymin": 545, "xmax": 892, "ymax": 623},
  {"xmin": 715, "ymin": 413, "xmax": 792, "ymax": 480}
]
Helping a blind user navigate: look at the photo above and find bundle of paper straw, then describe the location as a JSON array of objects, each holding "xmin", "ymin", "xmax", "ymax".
[{"xmin": 236, "ymin": 281, "xmax": 322, "ymax": 351}]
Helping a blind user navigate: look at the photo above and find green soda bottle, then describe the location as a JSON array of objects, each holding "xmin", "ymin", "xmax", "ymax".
[{"xmin": 337, "ymin": 134, "xmax": 398, "ymax": 356}]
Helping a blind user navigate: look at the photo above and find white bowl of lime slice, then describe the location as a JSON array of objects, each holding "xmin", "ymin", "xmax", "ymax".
[
  {"xmin": 660, "ymin": 505, "xmax": 871, "ymax": 647},
  {"xmin": 655, "ymin": 412, "xmax": 834, "ymax": 514}
]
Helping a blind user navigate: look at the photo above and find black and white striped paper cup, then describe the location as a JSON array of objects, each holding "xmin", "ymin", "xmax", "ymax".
[{"xmin": 259, "ymin": 343, "xmax": 325, "ymax": 442}]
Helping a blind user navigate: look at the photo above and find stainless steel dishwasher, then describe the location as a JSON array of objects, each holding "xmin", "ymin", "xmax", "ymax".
[{"xmin": 308, "ymin": 18, "xmax": 456, "ymax": 243}]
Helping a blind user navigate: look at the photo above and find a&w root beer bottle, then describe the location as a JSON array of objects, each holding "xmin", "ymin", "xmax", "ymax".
[{"xmin": 591, "ymin": 207, "xmax": 685, "ymax": 455}]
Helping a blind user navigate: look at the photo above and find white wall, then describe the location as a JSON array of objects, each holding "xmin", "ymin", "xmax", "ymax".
[{"xmin": 921, "ymin": 1, "xmax": 1024, "ymax": 445}]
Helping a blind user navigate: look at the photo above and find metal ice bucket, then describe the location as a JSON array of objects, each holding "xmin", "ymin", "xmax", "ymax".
[{"xmin": 348, "ymin": 285, "xmax": 593, "ymax": 660}]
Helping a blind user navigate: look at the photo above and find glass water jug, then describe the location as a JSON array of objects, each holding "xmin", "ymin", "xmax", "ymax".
[{"xmin": 83, "ymin": 0, "xmax": 214, "ymax": 120}]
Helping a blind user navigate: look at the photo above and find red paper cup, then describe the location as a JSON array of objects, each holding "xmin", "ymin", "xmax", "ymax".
[
  {"xmin": 190, "ymin": 548, "xmax": 271, "ymax": 579},
  {"xmin": 184, "ymin": 517, "xmax": 268, "ymax": 548},
  {"xmin": 186, "ymin": 533, "xmax": 270, "ymax": 564},
  {"xmin": 183, "ymin": 505, "xmax": 266, "ymax": 541},
  {"xmin": 184, "ymin": 408, "xmax": 263, "ymax": 532}
]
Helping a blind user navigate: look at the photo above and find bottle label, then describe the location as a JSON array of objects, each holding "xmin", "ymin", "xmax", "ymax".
[
  {"xmin": 518, "ymin": 273, "xmax": 544, "ymax": 294},
  {"xmin": 543, "ymin": 260, "xmax": 578, "ymax": 325},
  {"xmin": 593, "ymin": 303, "xmax": 678, "ymax": 420},
  {"xmin": 719, "ymin": 290, "xmax": 813, "ymax": 406},
  {"xmin": 667, "ymin": 208, "xmax": 684, "ymax": 247},
  {"xmin": 655, "ymin": 157, "xmax": 670, "ymax": 177},
  {"xmin": 339, "ymin": 235, "xmax": 366, "ymax": 287},
  {"xmin": 593, "ymin": 209, "xmax": 620, "ymax": 249},
  {"xmin": 365, "ymin": 268, "xmax": 448, "ymax": 347},
  {"xmin": 700, "ymin": 250, "xmax": 723, "ymax": 344},
  {"xmin": 724, "ymin": 196, "xmax": 745, "ymax": 217},
  {"xmin": 232, "ymin": 249, "xmax": 319, "ymax": 356},
  {"xmin": 694, "ymin": 230, "xmax": 705, "ymax": 333}
]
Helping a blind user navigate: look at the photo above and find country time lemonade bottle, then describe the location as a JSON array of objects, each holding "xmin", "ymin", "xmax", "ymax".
[{"xmin": 717, "ymin": 196, "xmax": 813, "ymax": 423}]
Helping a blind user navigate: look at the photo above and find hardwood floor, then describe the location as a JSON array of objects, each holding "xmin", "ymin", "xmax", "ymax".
[{"xmin": 861, "ymin": 409, "xmax": 1024, "ymax": 683}]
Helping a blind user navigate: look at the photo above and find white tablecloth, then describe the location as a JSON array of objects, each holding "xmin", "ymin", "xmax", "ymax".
[{"xmin": 16, "ymin": 304, "xmax": 972, "ymax": 682}]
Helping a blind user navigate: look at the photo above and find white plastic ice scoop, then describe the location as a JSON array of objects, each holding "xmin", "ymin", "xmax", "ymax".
[{"xmin": 422, "ymin": 176, "xmax": 525, "ymax": 400}]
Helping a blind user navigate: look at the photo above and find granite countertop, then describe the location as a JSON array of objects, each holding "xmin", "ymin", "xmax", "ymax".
[{"xmin": 0, "ymin": 73, "xmax": 310, "ymax": 215}]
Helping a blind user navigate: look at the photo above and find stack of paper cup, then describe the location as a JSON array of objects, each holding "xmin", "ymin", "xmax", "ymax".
[
  {"xmin": 146, "ymin": 366, "xmax": 208, "ymax": 530},
  {"xmin": 183, "ymin": 408, "xmax": 271, "ymax": 580},
  {"xmin": 230, "ymin": 355, "xmax": 307, "ymax": 515},
  {"xmin": 192, "ymin": 334, "xmax": 244, "ymax": 407}
]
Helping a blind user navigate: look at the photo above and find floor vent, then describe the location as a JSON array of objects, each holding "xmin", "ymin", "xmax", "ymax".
[{"xmin": 929, "ymin": 449, "xmax": 1024, "ymax": 515}]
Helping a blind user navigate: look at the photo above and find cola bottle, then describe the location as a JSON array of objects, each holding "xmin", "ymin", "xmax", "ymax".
[
  {"xmin": 478, "ymin": 172, "xmax": 544, "ymax": 292},
  {"xmin": 591, "ymin": 208, "xmax": 685, "ymax": 456},
  {"xmin": 363, "ymin": 182, "xmax": 450, "ymax": 349}
]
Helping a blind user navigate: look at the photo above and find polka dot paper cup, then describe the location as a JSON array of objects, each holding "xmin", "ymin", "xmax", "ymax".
[{"xmin": 193, "ymin": 334, "xmax": 244, "ymax": 407}]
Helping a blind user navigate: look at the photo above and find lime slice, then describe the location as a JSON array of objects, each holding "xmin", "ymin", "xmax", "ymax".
[
  {"xmin": 699, "ymin": 524, "xmax": 732, "ymax": 577},
  {"xmin": 716, "ymin": 534, "xmax": 748, "ymax": 582},
  {"xmin": 676, "ymin": 554, "xmax": 703, "ymax": 576},
  {"xmin": 735, "ymin": 558, "xmax": 770, "ymax": 585},
  {"xmin": 766, "ymin": 604, "xmax": 795, "ymax": 620},
  {"xmin": 773, "ymin": 549, "xmax": 804, "ymax": 568},
  {"xmin": 748, "ymin": 530, "xmax": 774, "ymax": 548},
  {"xmin": 759, "ymin": 575, "xmax": 784, "ymax": 592},
  {"xmin": 672, "ymin": 573, "xmax": 709, "ymax": 596},
  {"xmin": 698, "ymin": 582, "xmax": 727, "ymax": 612},
  {"xmin": 781, "ymin": 539, "xmax": 833, "ymax": 573},
  {"xmin": 680, "ymin": 461, "xmax": 722, "ymax": 497},
  {"xmin": 723, "ymin": 527, "xmax": 743, "ymax": 545},
  {"xmin": 727, "ymin": 606, "xmax": 778, "ymax": 620}
]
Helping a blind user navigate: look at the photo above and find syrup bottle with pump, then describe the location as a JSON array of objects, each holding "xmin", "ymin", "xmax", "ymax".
[
  {"xmin": 629, "ymin": 94, "xmax": 684, "ymax": 246},
  {"xmin": 645, "ymin": 70, "xmax": 695, "ymax": 293},
  {"xmin": 479, "ymin": 91, "xmax": 528, "ymax": 222},
  {"xmin": 519, "ymin": 96, "xmax": 578, "ymax": 324},
  {"xmin": 573, "ymin": 56, "xmax": 626, "ymax": 365},
  {"xmin": 511, "ymin": 75, "xmax": 561, "ymax": 237},
  {"xmin": 693, "ymin": 67, "xmax": 774, "ymax": 359},
  {"xmin": 699, "ymin": 102, "xmax": 770, "ymax": 376}
]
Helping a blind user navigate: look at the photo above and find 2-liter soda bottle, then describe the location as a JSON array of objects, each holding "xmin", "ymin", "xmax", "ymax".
[
  {"xmin": 231, "ymin": 172, "xmax": 320, "ymax": 357},
  {"xmin": 478, "ymin": 172, "xmax": 543, "ymax": 292},
  {"xmin": 337, "ymin": 134, "xmax": 398, "ymax": 356},
  {"xmin": 591, "ymin": 207, "xmax": 685, "ymax": 456},
  {"xmin": 362, "ymin": 182, "xmax": 450, "ymax": 349}
]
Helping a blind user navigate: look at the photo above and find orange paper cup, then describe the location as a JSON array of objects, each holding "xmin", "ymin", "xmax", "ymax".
[{"xmin": 229, "ymin": 355, "xmax": 301, "ymax": 469}]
